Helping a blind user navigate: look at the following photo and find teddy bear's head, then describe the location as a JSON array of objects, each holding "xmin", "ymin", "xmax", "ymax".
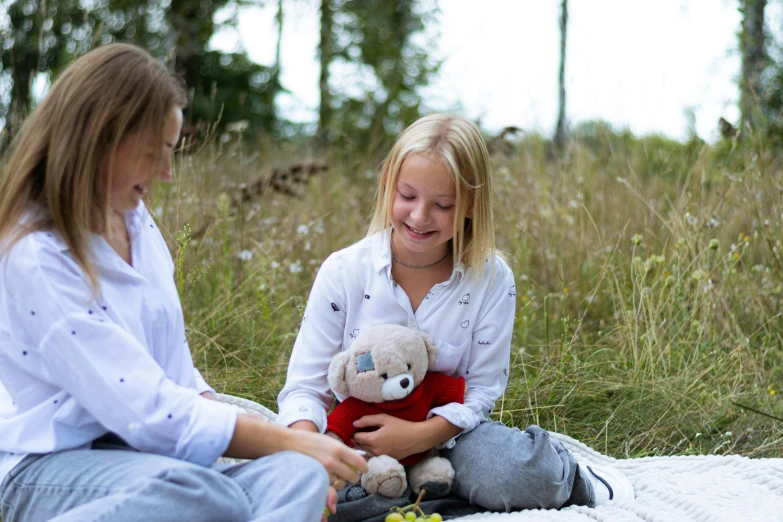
[{"xmin": 328, "ymin": 324, "xmax": 436, "ymax": 403}]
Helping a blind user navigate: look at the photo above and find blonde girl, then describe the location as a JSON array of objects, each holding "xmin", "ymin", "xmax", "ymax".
[
  {"xmin": 0, "ymin": 43, "xmax": 365, "ymax": 522},
  {"xmin": 278, "ymin": 114, "xmax": 632, "ymax": 520}
]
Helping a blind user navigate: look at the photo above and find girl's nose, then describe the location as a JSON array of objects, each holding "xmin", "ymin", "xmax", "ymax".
[
  {"xmin": 411, "ymin": 203, "xmax": 428, "ymax": 223},
  {"xmin": 160, "ymin": 162, "xmax": 172, "ymax": 182}
]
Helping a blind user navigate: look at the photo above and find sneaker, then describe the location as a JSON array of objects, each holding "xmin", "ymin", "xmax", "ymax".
[{"xmin": 585, "ymin": 464, "xmax": 635, "ymax": 505}]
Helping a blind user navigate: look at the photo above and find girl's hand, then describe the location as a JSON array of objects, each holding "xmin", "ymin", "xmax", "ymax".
[
  {"xmin": 351, "ymin": 414, "xmax": 424, "ymax": 460},
  {"xmin": 225, "ymin": 415, "xmax": 368, "ymax": 484},
  {"xmin": 322, "ymin": 486, "xmax": 338, "ymax": 522},
  {"xmin": 352, "ymin": 414, "xmax": 464, "ymax": 461},
  {"xmin": 288, "ymin": 429, "xmax": 368, "ymax": 485}
]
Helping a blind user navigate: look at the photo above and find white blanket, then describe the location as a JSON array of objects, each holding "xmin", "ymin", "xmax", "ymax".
[{"xmin": 215, "ymin": 394, "xmax": 783, "ymax": 522}]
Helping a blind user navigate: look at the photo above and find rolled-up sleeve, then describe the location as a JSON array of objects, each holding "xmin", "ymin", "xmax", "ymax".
[
  {"xmin": 277, "ymin": 254, "xmax": 347, "ymax": 432},
  {"xmin": 428, "ymin": 259, "xmax": 516, "ymax": 447}
]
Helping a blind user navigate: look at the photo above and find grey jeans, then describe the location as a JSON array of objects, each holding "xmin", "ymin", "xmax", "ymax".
[
  {"xmin": 0, "ymin": 436, "xmax": 329, "ymax": 522},
  {"xmin": 332, "ymin": 422, "xmax": 594, "ymax": 522}
]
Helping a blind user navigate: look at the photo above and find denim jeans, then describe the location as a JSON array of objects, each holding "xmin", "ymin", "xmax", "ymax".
[
  {"xmin": 0, "ymin": 436, "xmax": 329, "ymax": 522},
  {"xmin": 332, "ymin": 422, "xmax": 594, "ymax": 522}
]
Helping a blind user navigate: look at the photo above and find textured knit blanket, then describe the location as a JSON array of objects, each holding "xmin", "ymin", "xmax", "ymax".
[{"xmin": 215, "ymin": 394, "xmax": 783, "ymax": 522}]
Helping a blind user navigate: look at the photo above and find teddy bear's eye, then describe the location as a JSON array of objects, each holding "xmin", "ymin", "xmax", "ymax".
[
  {"xmin": 407, "ymin": 363, "xmax": 411, "ymax": 370},
  {"xmin": 380, "ymin": 373, "xmax": 388, "ymax": 380}
]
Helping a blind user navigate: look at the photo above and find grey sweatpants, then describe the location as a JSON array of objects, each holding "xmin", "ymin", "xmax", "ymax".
[{"xmin": 333, "ymin": 422, "xmax": 594, "ymax": 522}]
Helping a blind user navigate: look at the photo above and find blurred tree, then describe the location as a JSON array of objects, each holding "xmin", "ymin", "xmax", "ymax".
[
  {"xmin": 317, "ymin": 0, "xmax": 334, "ymax": 144},
  {"xmin": 553, "ymin": 0, "xmax": 568, "ymax": 151},
  {"xmin": 1, "ymin": 0, "xmax": 76, "ymax": 133},
  {"xmin": 739, "ymin": 0, "xmax": 768, "ymax": 134},
  {"xmin": 0, "ymin": 0, "xmax": 279, "ymax": 138},
  {"xmin": 190, "ymin": 50, "xmax": 276, "ymax": 133},
  {"xmin": 324, "ymin": 0, "xmax": 439, "ymax": 152}
]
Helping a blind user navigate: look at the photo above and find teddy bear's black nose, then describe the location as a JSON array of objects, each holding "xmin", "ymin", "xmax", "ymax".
[{"xmin": 400, "ymin": 378, "xmax": 410, "ymax": 388}]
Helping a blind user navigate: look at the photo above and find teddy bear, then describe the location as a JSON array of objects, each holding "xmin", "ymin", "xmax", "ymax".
[{"xmin": 326, "ymin": 324, "xmax": 466, "ymax": 499}]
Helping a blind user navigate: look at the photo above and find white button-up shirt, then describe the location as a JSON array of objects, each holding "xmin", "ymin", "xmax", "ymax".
[
  {"xmin": 0, "ymin": 203, "xmax": 237, "ymax": 485},
  {"xmin": 277, "ymin": 231, "xmax": 516, "ymax": 447}
]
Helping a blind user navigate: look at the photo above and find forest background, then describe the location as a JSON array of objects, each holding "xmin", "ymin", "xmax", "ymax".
[{"xmin": 1, "ymin": 0, "xmax": 782, "ymax": 460}]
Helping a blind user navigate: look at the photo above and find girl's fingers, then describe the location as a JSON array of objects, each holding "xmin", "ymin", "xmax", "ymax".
[
  {"xmin": 328, "ymin": 458, "xmax": 362, "ymax": 484},
  {"xmin": 334, "ymin": 442, "xmax": 369, "ymax": 475},
  {"xmin": 326, "ymin": 486, "xmax": 338, "ymax": 513}
]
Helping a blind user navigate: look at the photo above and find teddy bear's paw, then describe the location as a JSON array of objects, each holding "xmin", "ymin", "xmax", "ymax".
[
  {"xmin": 408, "ymin": 456, "xmax": 455, "ymax": 498},
  {"xmin": 361, "ymin": 455, "xmax": 408, "ymax": 498},
  {"xmin": 362, "ymin": 472, "xmax": 407, "ymax": 498}
]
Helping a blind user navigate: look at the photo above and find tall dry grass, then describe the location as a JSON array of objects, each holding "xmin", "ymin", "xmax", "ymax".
[{"xmin": 155, "ymin": 128, "xmax": 782, "ymax": 459}]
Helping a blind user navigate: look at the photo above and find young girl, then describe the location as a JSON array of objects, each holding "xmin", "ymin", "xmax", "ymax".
[
  {"xmin": 278, "ymin": 114, "xmax": 633, "ymax": 520},
  {"xmin": 0, "ymin": 43, "xmax": 366, "ymax": 522}
]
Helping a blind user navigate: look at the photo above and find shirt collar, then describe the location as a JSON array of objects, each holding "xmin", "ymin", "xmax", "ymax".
[
  {"xmin": 41, "ymin": 202, "xmax": 149, "ymax": 253},
  {"xmin": 371, "ymin": 228, "xmax": 466, "ymax": 281}
]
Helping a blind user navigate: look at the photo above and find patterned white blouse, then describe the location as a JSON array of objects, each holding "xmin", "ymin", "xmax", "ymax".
[
  {"xmin": 0, "ymin": 203, "xmax": 237, "ymax": 485},
  {"xmin": 277, "ymin": 230, "xmax": 516, "ymax": 448}
]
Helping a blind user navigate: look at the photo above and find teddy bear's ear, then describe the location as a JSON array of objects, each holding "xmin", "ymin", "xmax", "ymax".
[
  {"xmin": 328, "ymin": 351, "xmax": 351, "ymax": 396},
  {"xmin": 419, "ymin": 332, "xmax": 438, "ymax": 367}
]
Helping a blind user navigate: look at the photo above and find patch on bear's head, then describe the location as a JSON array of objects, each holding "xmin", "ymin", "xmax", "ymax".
[{"xmin": 327, "ymin": 324, "xmax": 437, "ymax": 403}]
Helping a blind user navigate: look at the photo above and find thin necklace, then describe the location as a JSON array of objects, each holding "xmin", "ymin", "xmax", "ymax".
[{"xmin": 392, "ymin": 249, "xmax": 450, "ymax": 269}]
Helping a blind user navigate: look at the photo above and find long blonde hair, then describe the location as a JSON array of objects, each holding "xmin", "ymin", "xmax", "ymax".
[
  {"xmin": 368, "ymin": 113, "xmax": 496, "ymax": 272},
  {"xmin": 0, "ymin": 43, "xmax": 185, "ymax": 291}
]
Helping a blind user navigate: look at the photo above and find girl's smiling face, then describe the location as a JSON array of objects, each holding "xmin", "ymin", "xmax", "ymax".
[
  {"xmin": 390, "ymin": 154, "xmax": 458, "ymax": 265},
  {"xmin": 108, "ymin": 106, "xmax": 183, "ymax": 212}
]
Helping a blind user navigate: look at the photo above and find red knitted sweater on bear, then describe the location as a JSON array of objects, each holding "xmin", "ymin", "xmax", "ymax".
[{"xmin": 326, "ymin": 372, "xmax": 466, "ymax": 465}]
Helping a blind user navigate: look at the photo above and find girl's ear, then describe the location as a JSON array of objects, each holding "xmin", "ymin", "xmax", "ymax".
[{"xmin": 328, "ymin": 351, "xmax": 351, "ymax": 396}]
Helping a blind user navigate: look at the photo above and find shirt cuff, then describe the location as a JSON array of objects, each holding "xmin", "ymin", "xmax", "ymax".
[
  {"xmin": 177, "ymin": 396, "xmax": 237, "ymax": 466},
  {"xmin": 277, "ymin": 397, "xmax": 328, "ymax": 433},
  {"xmin": 427, "ymin": 403, "xmax": 481, "ymax": 449},
  {"xmin": 193, "ymin": 370, "xmax": 216, "ymax": 396}
]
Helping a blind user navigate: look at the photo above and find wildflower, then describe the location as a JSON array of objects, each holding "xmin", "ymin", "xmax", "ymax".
[
  {"xmin": 691, "ymin": 269, "xmax": 707, "ymax": 281},
  {"xmin": 654, "ymin": 255, "xmax": 665, "ymax": 264},
  {"xmin": 297, "ymin": 225, "xmax": 309, "ymax": 235},
  {"xmin": 709, "ymin": 239, "xmax": 719, "ymax": 250},
  {"xmin": 270, "ymin": 261, "xmax": 280, "ymax": 269},
  {"xmin": 289, "ymin": 261, "xmax": 303, "ymax": 274},
  {"xmin": 237, "ymin": 250, "xmax": 253, "ymax": 261},
  {"xmin": 631, "ymin": 234, "xmax": 643, "ymax": 246},
  {"xmin": 733, "ymin": 253, "xmax": 739, "ymax": 259},
  {"xmin": 217, "ymin": 193, "xmax": 232, "ymax": 216}
]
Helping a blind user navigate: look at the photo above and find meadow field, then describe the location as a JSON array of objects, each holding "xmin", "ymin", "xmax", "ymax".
[{"xmin": 154, "ymin": 126, "xmax": 782, "ymax": 459}]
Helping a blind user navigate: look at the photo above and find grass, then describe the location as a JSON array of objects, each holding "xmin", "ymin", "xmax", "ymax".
[{"xmin": 151, "ymin": 127, "xmax": 782, "ymax": 460}]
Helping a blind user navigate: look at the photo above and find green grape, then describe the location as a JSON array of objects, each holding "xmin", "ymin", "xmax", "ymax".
[
  {"xmin": 415, "ymin": 518, "xmax": 425, "ymax": 522},
  {"xmin": 430, "ymin": 514, "xmax": 443, "ymax": 522},
  {"xmin": 404, "ymin": 512, "xmax": 417, "ymax": 522},
  {"xmin": 385, "ymin": 514, "xmax": 404, "ymax": 522}
]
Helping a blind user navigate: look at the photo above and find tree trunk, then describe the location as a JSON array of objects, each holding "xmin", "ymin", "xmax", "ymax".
[
  {"xmin": 553, "ymin": 0, "xmax": 568, "ymax": 151},
  {"xmin": 739, "ymin": 0, "xmax": 767, "ymax": 133},
  {"xmin": 270, "ymin": 0, "xmax": 284, "ymax": 131},
  {"xmin": 318, "ymin": 0, "xmax": 333, "ymax": 143}
]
